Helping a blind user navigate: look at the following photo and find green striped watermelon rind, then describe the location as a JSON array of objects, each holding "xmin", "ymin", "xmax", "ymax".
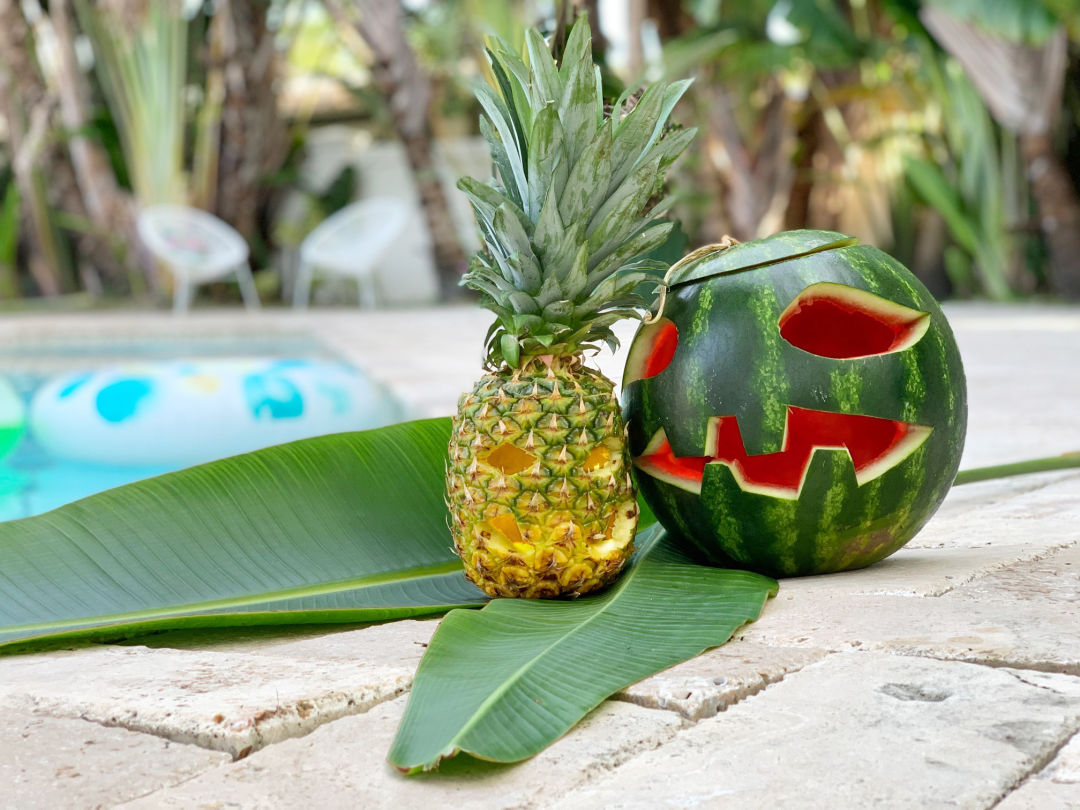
[{"xmin": 622, "ymin": 230, "xmax": 968, "ymax": 577}]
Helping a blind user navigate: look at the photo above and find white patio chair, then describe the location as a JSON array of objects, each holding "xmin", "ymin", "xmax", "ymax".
[
  {"xmin": 136, "ymin": 204, "xmax": 260, "ymax": 314},
  {"xmin": 292, "ymin": 197, "xmax": 409, "ymax": 309}
]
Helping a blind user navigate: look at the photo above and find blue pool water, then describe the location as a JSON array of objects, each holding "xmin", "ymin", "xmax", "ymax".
[{"xmin": 0, "ymin": 334, "xmax": 407, "ymax": 522}]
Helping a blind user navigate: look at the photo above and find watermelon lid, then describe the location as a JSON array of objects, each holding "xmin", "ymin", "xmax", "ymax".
[{"xmin": 668, "ymin": 230, "xmax": 857, "ymax": 289}]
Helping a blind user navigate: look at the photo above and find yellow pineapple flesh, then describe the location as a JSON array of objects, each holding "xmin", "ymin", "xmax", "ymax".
[{"xmin": 447, "ymin": 357, "xmax": 637, "ymax": 598}]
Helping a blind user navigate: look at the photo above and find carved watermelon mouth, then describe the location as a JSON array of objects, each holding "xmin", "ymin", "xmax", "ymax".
[{"xmin": 636, "ymin": 406, "xmax": 932, "ymax": 499}]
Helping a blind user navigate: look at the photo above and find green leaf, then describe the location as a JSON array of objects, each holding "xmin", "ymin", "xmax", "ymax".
[
  {"xmin": 0, "ymin": 182, "xmax": 20, "ymax": 283},
  {"xmin": 500, "ymin": 333, "xmax": 521, "ymax": 367},
  {"xmin": 541, "ymin": 299, "xmax": 574, "ymax": 323},
  {"xmin": 558, "ymin": 17, "xmax": 599, "ymax": 165},
  {"xmin": 478, "ymin": 115, "xmax": 521, "ymax": 210},
  {"xmin": 525, "ymin": 103, "xmax": 564, "ymax": 221},
  {"xmin": 0, "ymin": 419, "xmax": 488, "ymax": 653},
  {"xmin": 903, "ymin": 155, "xmax": 979, "ymax": 254},
  {"xmin": 485, "ymin": 46, "xmax": 530, "ymax": 161},
  {"xmin": 476, "ymin": 83, "xmax": 529, "ymax": 207},
  {"xmin": 525, "ymin": 29, "xmax": 560, "ymax": 107},
  {"xmin": 533, "ymin": 181, "xmax": 565, "ymax": 267},
  {"xmin": 456, "ymin": 176, "xmax": 531, "ymax": 240},
  {"xmin": 561, "ymin": 243, "xmax": 590, "ymax": 300},
  {"xmin": 534, "ymin": 272, "xmax": 564, "ymax": 308},
  {"xmin": 493, "ymin": 203, "xmax": 539, "ymax": 290},
  {"xmin": 646, "ymin": 126, "xmax": 697, "ymax": 175},
  {"xmin": 587, "ymin": 157, "xmax": 663, "ymax": 257},
  {"xmin": 591, "ymin": 221, "xmax": 674, "ymax": 277},
  {"xmin": 486, "ymin": 41, "xmax": 534, "ymax": 139},
  {"xmin": 559, "ymin": 119, "xmax": 613, "ymax": 228},
  {"xmin": 609, "ymin": 83, "xmax": 665, "ymax": 190},
  {"xmin": 926, "ymin": 0, "xmax": 1060, "ymax": 45},
  {"xmin": 388, "ymin": 525, "xmax": 777, "ymax": 772}
]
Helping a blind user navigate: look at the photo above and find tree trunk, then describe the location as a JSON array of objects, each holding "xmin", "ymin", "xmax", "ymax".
[
  {"xmin": 49, "ymin": 0, "xmax": 149, "ymax": 293},
  {"xmin": 324, "ymin": 0, "xmax": 468, "ymax": 301},
  {"xmin": 1022, "ymin": 132, "xmax": 1080, "ymax": 298},
  {"xmin": 704, "ymin": 80, "xmax": 791, "ymax": 242},
  {"xmin": 0, "ymin": 0, "xmax": 65, "ymax": 296},
  {"xmin": 213, "ymin": 0, "xmax": 287, "ymax": 242},
  {"xmin": 783, "ymin": 102, "xmax": 822, "ymax": 231}
]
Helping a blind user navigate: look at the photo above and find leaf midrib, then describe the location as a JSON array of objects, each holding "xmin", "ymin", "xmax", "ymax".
[
  {"xmin": 1, "ymin": 560, "xmax": 467, "ymax": 634},
  {"xmin": 441, "ymin": 528, "xmax": 663, "ymax": 755}
]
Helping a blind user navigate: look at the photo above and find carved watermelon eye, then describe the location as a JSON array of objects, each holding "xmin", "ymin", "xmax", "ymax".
[
  {"xmin": 778, "ymin": 282, "xmax": 930, "ymax": 359},
  {"xmin": 623, "ymin": 318, "xmax": 679, "ymax": 385}
]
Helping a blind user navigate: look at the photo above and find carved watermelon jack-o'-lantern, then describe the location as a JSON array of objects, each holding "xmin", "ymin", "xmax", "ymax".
[{"xmin": 622, "ymin": 230, "xmax": 967, "ymax": 577}]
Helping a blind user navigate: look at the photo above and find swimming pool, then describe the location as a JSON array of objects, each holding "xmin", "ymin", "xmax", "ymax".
[{"xmin": 0, "ymin": 333, "xmax": 408, "ymax": 521}]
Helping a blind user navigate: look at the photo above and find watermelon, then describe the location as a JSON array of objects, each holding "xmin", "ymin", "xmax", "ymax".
[{"xmin": 622, "ymin": 230, "xmax": 967, "ymax": 577}]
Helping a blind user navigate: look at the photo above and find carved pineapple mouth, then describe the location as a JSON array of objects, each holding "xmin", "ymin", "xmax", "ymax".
[{"xmin": 635, "ymin": 406, "xmax": 932, "ymax": 499}]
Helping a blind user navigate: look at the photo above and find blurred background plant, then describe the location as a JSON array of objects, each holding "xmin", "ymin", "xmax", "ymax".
[{"xmin": 0, "ymin": 0, "xmax": 1077, "ymax": 306}]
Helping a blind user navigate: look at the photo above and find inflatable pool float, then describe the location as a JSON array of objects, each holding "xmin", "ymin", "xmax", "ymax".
[
  {"xmin": 29, "ymin": 358, "xmax": 404, "ymax": 467},
  {"xmin": 0, "ymin": 377, "xmax": 26, "ymax": 462}
]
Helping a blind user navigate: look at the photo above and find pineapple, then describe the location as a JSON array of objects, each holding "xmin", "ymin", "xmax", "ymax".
[{"xmin": 447, "ymin": 19, "xmax": 694, "ymax": 598}]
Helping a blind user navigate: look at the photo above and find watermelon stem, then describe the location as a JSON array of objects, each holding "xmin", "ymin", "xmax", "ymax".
[
  {"xmin": 955, "ymin": 452, "xmax": 1080, "ymax": 485},
  {"xmin": 644, "ymin": 236, "xmax": 740, "ymax": 324}
]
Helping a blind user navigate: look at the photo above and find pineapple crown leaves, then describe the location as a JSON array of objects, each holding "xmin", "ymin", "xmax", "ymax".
[{"xmin": 458, "ymin": 17, "xmax": 696, "ymax": 370}]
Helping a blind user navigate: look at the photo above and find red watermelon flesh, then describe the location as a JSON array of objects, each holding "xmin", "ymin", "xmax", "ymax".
[
  {"xmin": 637, "ymin": 406, "xmax": 932, "ymax": 498},
  {"xmin": 778, "ymin": 282, "xmax": 929, "ymax": 360}
]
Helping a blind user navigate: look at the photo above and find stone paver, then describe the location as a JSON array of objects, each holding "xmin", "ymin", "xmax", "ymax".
[
  {"xmin": 0, "ymin": 641, "xmax": 417, "ymax": 757},
  {"xmin": 998, "ymin": 732, "xmax": 1080, "ymax": 809},
  {"xmin": 117, "ymin": 697, "xmax": 687, "ymax": 810},
  {"xmin": 137, "ymin": 618, "xmax": 440, "ymax": 668},
  {"xmin": 738, "ymin": 542, "xmax": 1080, "ymax": 673},
  {"xmin": 556, "ymin": 653, "xmax": 1080, "ymax": 810},
  {"xmin": 2, "ymin": 706, "xmax": 229, "ymax": 810},
  {"xmin": 615, "ymin": 642, "xmax": 826, "ymax": 720}
]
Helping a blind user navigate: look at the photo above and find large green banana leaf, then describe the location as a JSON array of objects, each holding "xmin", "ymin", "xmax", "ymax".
[
  {"xmin": 0, "ymin": 418, "xmax": 488, "ymax": 652},
  {"xmin": 388, "ymin": 525, "xmax": 778, "ymax": 773}
]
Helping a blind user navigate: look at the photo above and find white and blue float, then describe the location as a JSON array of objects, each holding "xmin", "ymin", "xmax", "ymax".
[{"xmin": 29, "ymin": 358, "xmax": 404, "ymax": 467}]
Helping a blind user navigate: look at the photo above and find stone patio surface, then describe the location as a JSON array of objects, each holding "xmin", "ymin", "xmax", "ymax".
[{"xmin": 1, "ymin": 303, "xmax": 1078, "ymax": 808}]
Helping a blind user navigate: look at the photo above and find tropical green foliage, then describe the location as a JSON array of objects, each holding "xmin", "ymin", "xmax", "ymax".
[
  {"xmin": 389, "ymin": 524, "xmax": 777, "ymax": 772},
  {"xmin": 1, "ymin": 0, "xmax": 1079, "ymax": 301},
  {"xmin": 77, "ymin": 0, "xmax": 187, "ymax": 205},
  {"xmin": 0, "ymin": 419, "xmax": 487, "ymax": 653},
  {"xmin": 902, "ymin": 46, "xmax": 1021, "ymax": 298},
  {"xmin": 460, "ymin": 19, "xmax": 694, "ymax": 365}
]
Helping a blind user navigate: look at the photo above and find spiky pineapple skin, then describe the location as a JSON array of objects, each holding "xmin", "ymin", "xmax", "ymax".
[{"xmin": 447, "ymin": 358, "xmax": 638, "ymax": 598}]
